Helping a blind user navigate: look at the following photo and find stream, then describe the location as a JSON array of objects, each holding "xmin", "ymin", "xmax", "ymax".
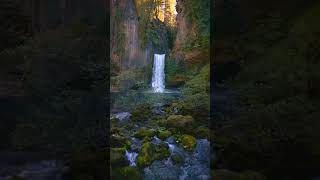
[{"xmin": 112, "ymin": 102, "xmax": 211, "ymax": 180}]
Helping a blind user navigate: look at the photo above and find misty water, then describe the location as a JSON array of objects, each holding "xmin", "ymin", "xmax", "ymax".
[{"xmin": 152, "ymin": 54, "xmax": 166, "ymax": 93}]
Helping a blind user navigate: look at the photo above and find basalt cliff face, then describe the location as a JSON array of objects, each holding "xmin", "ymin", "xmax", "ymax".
[
  {"xmin": 172, "ymin": 0, "xmax": 209, "ymax": 64},
  {"xmin": 111, "ymin": 0, "xmax": 169, "ymax": 71}
]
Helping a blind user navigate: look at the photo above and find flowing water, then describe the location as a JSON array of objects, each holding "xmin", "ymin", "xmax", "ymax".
[
  {"xmin": 152, "ymin": 54, "xmax": 166, "ymax": 93},
  {"xmin": 125, "ymin": 150, "xmax": 138, "ymax": 166}
]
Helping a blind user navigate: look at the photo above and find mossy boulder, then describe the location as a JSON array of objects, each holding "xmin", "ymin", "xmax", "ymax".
[
  {"xmin": 136, "ymin": 141, "xmax": 170, "ymax": 167},
  {"xmin": 195, "ymin": 126, "xmax": 210, "ymax": 139},
  {"xmin": 111, "ymin": 166, "xmax": 143, "ymax": 180},
  {"xmin": 110, "ymin": 148, "xmax": 129, "ymax": 168},
  {"xmin": 131, "ymin": 105, "xmax": 152, "ymax": 121},
  {"xmin": 157, "ymin": 129, "xmax": 172, "ymax": 140},
  {"xmin": 134, "ymin": 128, "xmax": 156, "ymax": 139},
  {"xmin": 166, "ymin": 115, "xmax": 194, "ymax": 129},
  {"xmin": 171, "ymin": 154, "xmax": 184, "ymax": 165},
  {"xmin": 154, "ymin": 143, "xmax": 170, "ymax": 160},
  {"xmin": 136, "ymin": 141, "xmax": 156, "ymax": 167},
  {"xmin": 177, "ymin": 134, "xmax": 197, "ymax": 151}
]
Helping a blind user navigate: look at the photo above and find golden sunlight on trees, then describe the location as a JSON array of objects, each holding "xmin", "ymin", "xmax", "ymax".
[{"xmin": 135, "ymin": 0, "xmax": 176, "ymax": 26}]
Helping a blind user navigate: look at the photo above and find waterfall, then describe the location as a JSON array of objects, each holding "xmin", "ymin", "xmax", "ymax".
[
  {"xmin": 125, "ymin": 150, "xmax": 138, "ymax": 166},
  {"xmin": 152, "ymin": 54, "xmax": 166, "ymax": 93}
]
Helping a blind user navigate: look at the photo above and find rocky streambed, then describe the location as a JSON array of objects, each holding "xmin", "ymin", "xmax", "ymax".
[{"xmin": 110, "ymin": 99, "xmax": 212, "ymax": 180}]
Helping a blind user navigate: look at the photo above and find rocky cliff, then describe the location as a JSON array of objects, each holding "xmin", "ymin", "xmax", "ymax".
[
  {"xmin": 111, "ymin": 0, "xmax": 169, "ymax": 71},
  {"xmin": 172, "ymin": 0, "xmax": 210, "ymax": 64}
]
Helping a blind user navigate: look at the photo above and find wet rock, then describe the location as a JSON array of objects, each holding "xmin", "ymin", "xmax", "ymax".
[
  {"xmin": 165, "ymin": 115, "xmax": 193, "ymax": 129},
  {"xmin": 157, "ymin": 130, "xmax": 171, "ymax": 140},
  {"xmin": 193, "ymin": 139, "xmax": 210, "ymax": 163},
  {"xmin": 144, "ymin": 161, "xmax": 180, "ymax": 180},
  {"xmin": 130, "ymin": 137, "xmax": 142, "ymax": 152},
  {"xmin": 152, "ymin": 103, "xmax": 166, "ymax": 116},
  {"xmin": 166, "ymin": 136, "xmax": 175, "ymax": 144},
  {"xmin": 151, "ymin": 136, "xmax": 162, "ymax": 145},
  {"xmin": 171, "ymin": 154, "xmax": 184, "ymax": 165},
  {"xmin": 180, "ymin": 163, "xmax": 210, "ymax": 180},
  {"xmin": 113, "ymin": 112, "xmax": 131, "ymax": 122}
]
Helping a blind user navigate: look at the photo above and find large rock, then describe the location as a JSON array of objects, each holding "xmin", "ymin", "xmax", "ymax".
[{"xmin": 165, "ymin": 115, "xmax": 194, "ymax": 129}]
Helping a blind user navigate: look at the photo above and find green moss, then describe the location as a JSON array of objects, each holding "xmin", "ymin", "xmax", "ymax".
[
  {"xmin": 178, "ymin": 134, "xmax": 197, "ymax": 151},
  {"xmin": 171, "ymin": 154, "xmax": 184, "ymax": 165},
  {"xmin": 157, "ymin": 129, "xmax": 172, "ymax": 140},
  {"xmin": 136, "ymin": 141, "xmax": 170, "ymax": 167},
  {"xmin": 136, "ymin": 141, "xmax": 156, "ymax": 167},
  {"xmin": 166, "ymin": 115, "xmax": 194, "ymax": 129},
  {"xmin": 195, "ymin": 126, "xmax": 210, "ymax": 139},
  {"xmin": 134, "ymin": 128, "xmax": 155, "ymax": 139},
  {"xmin": 154, "ymin": 143, "xmax": 170, "ymax": 160}
]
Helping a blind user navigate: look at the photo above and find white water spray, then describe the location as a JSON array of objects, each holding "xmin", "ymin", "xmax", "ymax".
[
  {"xmin": 152, "ymin": 54, "xmax": 165, "ymax": 93},
  {"xmin": 125, "ymin": 150, "xmax": 138, "ymax": 166}
]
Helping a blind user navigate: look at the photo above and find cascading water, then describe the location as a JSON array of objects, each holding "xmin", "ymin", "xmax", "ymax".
[
  {"xmin": 152, "ymin": 54, "xmax": 166, "ymax": 93},
  {"xmin": 125, "ymin": 150, "xmax": 138, "ymax": 166}
]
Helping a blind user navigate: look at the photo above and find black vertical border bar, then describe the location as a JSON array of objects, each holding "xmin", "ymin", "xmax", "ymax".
[
  {"xmin": 106, "ymin": 0, "xmax": 111, "ymax": 178},
  {"xmin": 210, "ymin": 0, "xmax": 215, "ymax": 171}
]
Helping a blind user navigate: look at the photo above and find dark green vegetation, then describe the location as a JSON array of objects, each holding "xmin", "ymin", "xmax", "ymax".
[
  {"xmin": 213, "ymin": 0, "xmax": 320, "ymax": 179},
  {"xmin": 0, "ymin": 18, "xmax": 108, "ymax": 179}
]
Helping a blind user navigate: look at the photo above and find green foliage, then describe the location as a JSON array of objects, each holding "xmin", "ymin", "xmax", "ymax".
[
  {"xmin": 182, "ymin": 0, "xmax": 210, "ymax": 51},
  {"xmin": 214, "ymin": 1, "xmax": 320, "ymax": 179},
  {"xmin": 182, "ymin": 64, "xmax": 210, "ymax": 119},
  {"xmin": 135, "ymin": 0, "xmax": 163, "ymax": 48},
  {"xmin": 165, "ymin": 57, "xmax": 178, "ymax": 86},
  {"xmin": 113, "ymin": 68, "xmax": 149, "ymax": 91},
  {"xmin": 184, "ymin": 0, "xmax": 210, "ymax": 34}
]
